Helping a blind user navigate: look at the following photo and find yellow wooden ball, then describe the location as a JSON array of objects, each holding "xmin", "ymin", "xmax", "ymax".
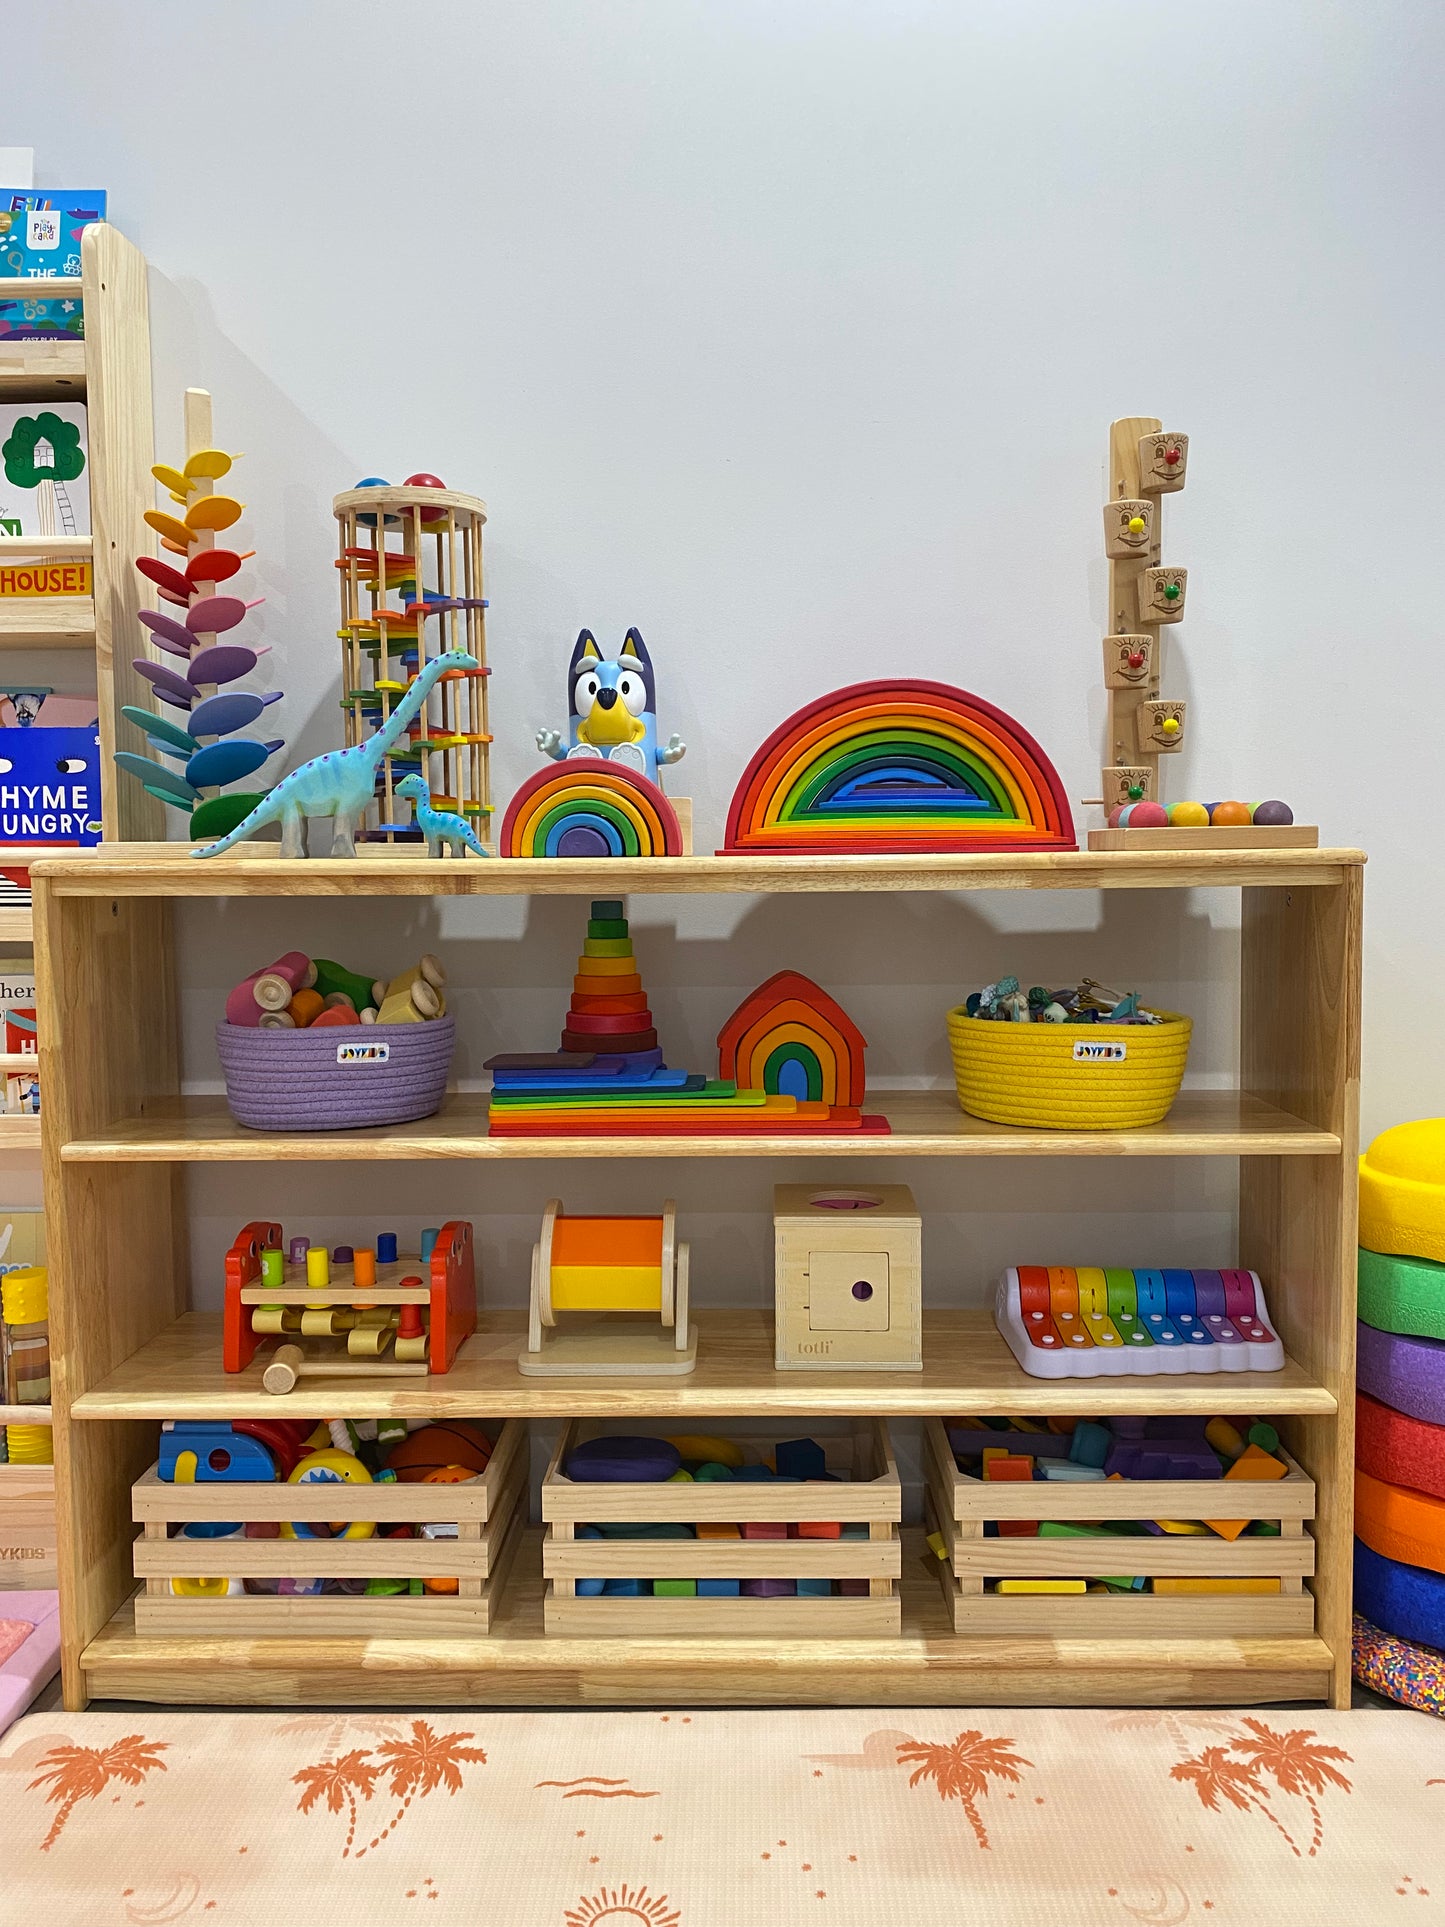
[
  {"xmin": 1127, "ymin": 516, "xmax": 1146, "ymax": 533},
  {"xmin": 1168, "ymin": 800, "xmax": 1209, "ymax": 827}
]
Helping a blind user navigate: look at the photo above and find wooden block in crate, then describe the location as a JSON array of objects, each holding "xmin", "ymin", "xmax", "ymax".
[
  {"xmin": 131, "ymin": 1419, "xmax": 526, "ymax": 1635},
  {"xmin": 923, "ymin": 1418, "xmax": 1317, "ymax": 1637},
  {"xmin": 0, "ymin": 1460, "xmax": 57, "ymax": 1590},
  {"xmin": 542, "ymin": 1418, "xmax": 901, "ymax": 1637}
]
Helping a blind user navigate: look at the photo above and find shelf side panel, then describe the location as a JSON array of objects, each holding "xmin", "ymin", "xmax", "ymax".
[
  {"xmin": 38, "ymin": 884, "xmax": 183, "ymax": 1705},
  {"xmin": 1240, "ymin": 872, "xmax": 1362, "ymax": 1709},
  {"xmin": 83, "ymin": 222, "xmax": 162, "ymax": 842}
]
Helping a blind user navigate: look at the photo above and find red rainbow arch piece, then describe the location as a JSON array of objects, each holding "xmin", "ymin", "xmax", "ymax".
[
  {"xmin": 500, "ymin": 762, "xmax": 684, "ymax": 858},
  {"xmin": 721, "ymin": 678, "xmax": 1076, "ymax": 855},
  {"xmin": 717, "ymin": 970, "xmax": 868, "ymax": 1107}
]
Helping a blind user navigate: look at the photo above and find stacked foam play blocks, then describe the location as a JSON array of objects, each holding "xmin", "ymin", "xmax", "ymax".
[
  {"xmin": 485, "ymin": 900, "xmax": 887, "ymax": 1136},
  {"xmin": 1352, "ymin": 1119, "xmax": 1445, "ymax": 1714}
]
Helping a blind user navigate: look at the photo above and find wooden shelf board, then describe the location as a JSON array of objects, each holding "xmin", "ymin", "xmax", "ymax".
[
  {"xmin": 61, "ymin": 1089, "xmax": 1342, "ymax": 1162},
  {"xmin": 0, "ymin": 909, "xmax": 32, "ymax": 943},
  {"xmin": 0, "ymin": 596, "xmax": 94, "ymax": 645},
  {"xmin": 0, "ymin": 535, "xmax": 91, "ymax": 560},
  {"xmin": 70, "ymin": 1307, "xmax": 1337, "ymax": 1421},
  {"xmin": 0, "ymin": 337, "xmax": 86, "ymax": 396},
  {"xmin": 31, "ymin": 843, "xmax": 1368, "ymax": 899},
  {"xmin": 0, "ymin": 1113, "xmax": 40, "ymax": 1147},
  {"xmin": 79, "ymin": 1528, "xmax": 1335, "ymax": 1707},
  {"xmin": 0, "ymin": 1403, "xmax": 51, "ymax": 1426}
]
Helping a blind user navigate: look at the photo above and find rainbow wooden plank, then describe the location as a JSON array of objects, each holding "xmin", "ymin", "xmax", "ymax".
[
  {"xmin": 717, "ymin": 970, "xmax": 868, "ymax": 1106},
  {"xmin": 501, "ymin": 763, "xmax": 684, "ymax": 858},
  {"xmin": 721, "ymin": 679, "xmax": 1076, "ymax": 854}
]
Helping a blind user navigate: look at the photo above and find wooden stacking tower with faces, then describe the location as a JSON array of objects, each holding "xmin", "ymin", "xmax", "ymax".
[
  {"xmin": 1099, "ymin": 417, "xmax": 1190, "ymax": 813},
  {"xmin": 334, "ymin": 481, "xmax": 492, "ymax": 844}
]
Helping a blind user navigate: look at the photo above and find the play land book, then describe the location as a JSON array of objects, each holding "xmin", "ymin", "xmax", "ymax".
[
  {"xmin": 0, "ymin": 192, "xmax": 106, "ymax": 339},
  {"xmin": 0, "ymin": 404, "xmax": 90, "ymax": 539}
]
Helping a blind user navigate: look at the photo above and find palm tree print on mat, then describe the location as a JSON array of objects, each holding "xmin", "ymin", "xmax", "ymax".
[
  {"xmin": 1170, "ymin": 1720, "xmax": 1352, "ymax": 1857},
  {"xmin": 27, "ymin": 1735, "xmax": 169, "ymax": 1851},
  {"xmin": 293, "ymin": 1719, "xmax": 485, "ymax": 1859},
  {"xmin": 895, "ymin": 1730, "xmax": 1033, "ymax": 1850},
  {"xmin": 564, "ymin": 1885, "xmax": 680, "ymax": 1925}
]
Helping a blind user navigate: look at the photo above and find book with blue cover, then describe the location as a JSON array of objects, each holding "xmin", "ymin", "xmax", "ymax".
[
  {"xmin": 0, "ymin": 192, "xmax": 107, "ymax": 339},
  {"xmin": 0, "ymin": 724, "xmax": 102, "ymax": 845}
]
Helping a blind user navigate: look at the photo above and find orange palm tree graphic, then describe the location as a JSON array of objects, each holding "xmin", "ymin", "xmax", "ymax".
[
  {"xmin": 27, "ymin": 1735, "xmax": 169, "ymax": 1851},
  {"xmin": 357, "ymin": 1720, "xmax": 486, "ymax": 1857},
  {"xmin": 1171, "ymin": 1724, "xmax": 1352, "ymax": 1858},
  {"xmin": 1226, "ymin": 1719, "xmax": 1352, "ymax": 1856},
  {"xmin": 293, "ymin": 1747, "xmax": 379, "ymax": 1857},
  {"xmin": 895, "ymin": 1730, "xmax": 1033, "ymax": 1849}
]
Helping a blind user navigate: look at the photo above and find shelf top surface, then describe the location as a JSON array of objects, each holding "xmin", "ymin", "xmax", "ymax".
[
  {"xmin": 81, "ymin": 1529, "xmax": 1336, "ymax": 1684},
  {"xmin": 71, "ymin": 1307, "xmax": 1337, "ymax": 1420},
  {"xmin": 33, "ymin": 842, "xmax": 1366, "ymax": 898},
  {"xmin": 62, "ymin": 1089, "xmax": 1342, "ymax": 1162}
]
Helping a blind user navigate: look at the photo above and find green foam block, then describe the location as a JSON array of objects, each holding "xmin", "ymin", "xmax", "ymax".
[
  {"xmin": 652, "ymin": 1578, "xmax": 697, "ymax": 1597},
  {"xmin": 1359, "ymin": 1245, "xmax": 1445, "ymax": 1341}
]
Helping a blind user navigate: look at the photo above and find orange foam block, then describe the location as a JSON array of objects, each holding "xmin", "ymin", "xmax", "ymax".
[
  {"xmin": 1205, "ymin": 1442, "xmax": 1289, "ymax": 1541},
  {"xmin": 1356, "ymin": 1466, "xmax": 1445, "ymax": 1577}
]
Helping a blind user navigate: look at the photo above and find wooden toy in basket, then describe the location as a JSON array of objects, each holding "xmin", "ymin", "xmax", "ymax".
[
  {"xmin": 541, "ymin": 1419, "xmax": 902, "ymax": 1636},
  {"xmin": 222, "ymin": 1220, "xmax": 477, "ymax": 1386},
  {"xmin": 130, "ymin": 1417, "xmax": 525, "ymax": 1635},
  {"xmin": 1085, "ymin": 416, "xmax": 1317, "ymax": 850},
  {"xmin": 923, "ymin": 1417, "xmax": 1316, "ymax": 1637}
]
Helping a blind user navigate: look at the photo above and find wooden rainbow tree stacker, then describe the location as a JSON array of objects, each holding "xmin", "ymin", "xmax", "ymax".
[
  {"xmin": 334, "ymin": 478, "xmax": 491, "ymax": 846},
  {"xmin": 1086, "ymin": 418, "xmax": 1317, "ymax": 853}
]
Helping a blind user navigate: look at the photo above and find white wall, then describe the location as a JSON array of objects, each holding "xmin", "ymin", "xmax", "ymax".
[{"xmin": 20, "ymin": 1, "xmax": 1445, "ymax": 1299}]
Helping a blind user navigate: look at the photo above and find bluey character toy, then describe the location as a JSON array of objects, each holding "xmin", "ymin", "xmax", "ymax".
[{"xmin": 536, "ymin": 629, "xmax": 685, "ymax": 786}]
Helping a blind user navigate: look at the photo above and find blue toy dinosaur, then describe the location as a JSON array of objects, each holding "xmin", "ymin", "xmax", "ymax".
[
  {"xmin": 535, "ymin": 628, "xmax": 685, "ymax": 787},
  {"xmin": 193, "ymin": 650, "xmax": 480, "ymax": 858},
  {"xmin": 395, "ymin": 773, "xmax": 491, "ymax": 859}
]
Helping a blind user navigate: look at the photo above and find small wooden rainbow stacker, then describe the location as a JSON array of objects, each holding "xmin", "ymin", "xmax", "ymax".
[{"xmin": 222, "ymin": 1221, "xmax": 478, "ymax": 1390}]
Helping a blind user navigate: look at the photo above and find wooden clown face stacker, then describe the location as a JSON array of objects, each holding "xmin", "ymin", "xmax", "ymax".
[{"xmin": 536, "ymin": 628, "xmax": 685, "ymax": 787}]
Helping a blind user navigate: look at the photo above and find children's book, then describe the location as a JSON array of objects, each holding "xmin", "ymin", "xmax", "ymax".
[
  {"xmin": 0, "ymin": 726, "xmax": 102, "ymax": 845},
  {"xmin": 0, "ymin": 404, "xmax": 89, "ymax": 539},
  {"xmin": 0, "ymin": 1211, "xmax": 45, "ymax": 1275},
  {"xmin": 0, "ymin": 192, "xmax": 106, "ymax": 339},
  {"xmin": 0, "ymin": 963, "xmax": 36, "ymax": 1116}
]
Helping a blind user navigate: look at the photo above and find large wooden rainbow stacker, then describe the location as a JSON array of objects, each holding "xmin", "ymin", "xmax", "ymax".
[
  {"xmin": 485, "ymin": 901, "xmax": 887, "ymax": 1136},
  {"xmin": 721, "ymin": 678, "xmax": 1075, "ymax": 854}
]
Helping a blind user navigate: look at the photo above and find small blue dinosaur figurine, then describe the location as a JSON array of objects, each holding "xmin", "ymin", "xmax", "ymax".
[
  {"xmin": 194, "ymin": 650, "xmax": 479, "ymax": 857},
  {"xmin": 395, "ymin": 773, "xmax": 491, "ymax": 859},
  {"xmin": 535, "ymin": 628, "xmax": 685, "ymax": 787}
]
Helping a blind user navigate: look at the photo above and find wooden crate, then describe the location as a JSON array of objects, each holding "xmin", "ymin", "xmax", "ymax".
[
  {"xmin": 131, "ymin": 1419, "xmax": 526, "ymax": 1635},
  {"xmin": 0, "ymin": 1459, "xmax": 57, "ymax": 1590},
  {"xmin": 542, "ymin": 1418, "xmax": 902, "ymax": 1637},
  {"xmin": 923, "ymin": 1418, "xmax": 1317, "ymax": 1636}
]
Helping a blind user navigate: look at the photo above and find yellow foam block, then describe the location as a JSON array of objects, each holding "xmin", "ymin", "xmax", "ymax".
[
  {"xmin": 550, "ymin": 1263, "xmax": 663, "ymax": 1312},
  {"xmin": 696, "ymin": 1521, "xmax": 742, "ymax": 1540},
  {"xmin": 1155, "ymin": 1520, "xmax": 1211, "ymax": 1535},
  {"xmin": 995, "ymin": 1579, "xmax": 1086, "ymax": 1595},
  {"xmin": 1359, "ymin": 1118, "xmax": 1445, "ymax": 1263},
  {"xmin": 665, "ymin": 1434, "xmax": 746, "ymax": 1467},
  {"xmin": 1152, "ymin": 1578, "xmax": 1282, "ymax": 1595}
]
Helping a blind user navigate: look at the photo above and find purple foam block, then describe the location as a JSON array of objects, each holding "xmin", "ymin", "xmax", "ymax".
[
  {"xmin": 741, "ymin": 1578, "xmax": 796, "ymax": 1597},
  {"xmin": 946, "ymin": 1427, "xmax": 1072, "ymax": 1460},
  {"xmin": 1104, "ymin": 1441, "xmax": 1223, "ymax": 1480},
  {"xmin": 565, "ymin": 1436, "xmax": 681, "ymax": 1483},
  {"xmin": 1358, "ymin": 1319, "xmax": 1445, "ymax": 1427}
]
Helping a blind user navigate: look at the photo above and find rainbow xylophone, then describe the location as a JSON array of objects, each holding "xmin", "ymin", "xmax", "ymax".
[{"xmin": 996, "ymin": 1266, "xmax": 1284, "ymax": 1378}]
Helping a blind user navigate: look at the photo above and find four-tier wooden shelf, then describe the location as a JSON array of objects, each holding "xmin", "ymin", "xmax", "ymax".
[{"xmin": 34, "ymin": 844, "xmax": 1362, "ymax": 1710}]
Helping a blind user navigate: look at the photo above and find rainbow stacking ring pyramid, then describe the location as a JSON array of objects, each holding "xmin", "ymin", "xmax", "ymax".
[
  {"xmin": 721, "ymin": 678, "xmax": 1076, "ymax": 855},
  {"xmin": 1353, "ymin": 1119, "xmax": 1445, "ymax": 1711},
  {"xmin": 485, "ymin": 902, "xmax": 888, "ymax": 1136}
]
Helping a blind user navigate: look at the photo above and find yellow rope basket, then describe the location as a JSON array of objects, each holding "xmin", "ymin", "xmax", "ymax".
[{"xmin": 946, "ymin": 1006, "xmax": 1192, "ymax": 1130}]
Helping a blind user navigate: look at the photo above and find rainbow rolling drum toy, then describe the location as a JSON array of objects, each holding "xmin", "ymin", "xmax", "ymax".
[
  {"xmin": 721, "ymin": 679, "xmax": 1076, "ymax": 855},
  {"xmin": 499, "ymin": 762, "xmax": 684, "ymax": 859},
  {"xmin": 995, "ymin": 1266, "xmax": 1285, "ymax": 1378}
]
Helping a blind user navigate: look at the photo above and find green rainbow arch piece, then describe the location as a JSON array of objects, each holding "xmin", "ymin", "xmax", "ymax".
[{"xmin": 763, "ymin": 1041, "xmax": 824, "ymax": 1102}]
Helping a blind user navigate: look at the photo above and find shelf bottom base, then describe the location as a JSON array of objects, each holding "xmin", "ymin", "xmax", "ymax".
[{"xmin": 80, "ymin": 1531, "xmax": 1336, "ymax": 1709}]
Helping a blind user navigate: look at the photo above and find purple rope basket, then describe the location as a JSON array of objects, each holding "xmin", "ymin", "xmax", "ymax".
[{"xmin": 215, "ymin": 1017, "xmax": 455, "ymax": 1131}]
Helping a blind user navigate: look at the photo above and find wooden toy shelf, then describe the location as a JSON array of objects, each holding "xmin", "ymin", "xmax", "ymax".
[{"xmin": 34, "ymin": 844, "xmax": 1363, "ymax": 1710}]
